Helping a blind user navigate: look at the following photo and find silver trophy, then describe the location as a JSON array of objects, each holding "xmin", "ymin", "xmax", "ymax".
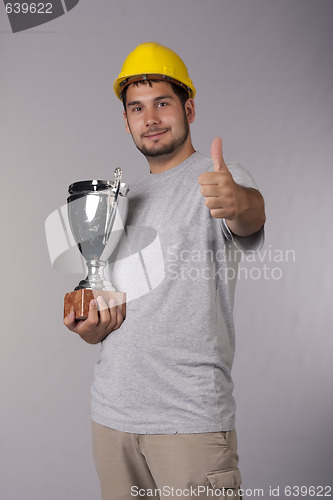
[{"xmin": 64, "ymin": 168, "xmax": 129, "ymax": 320}]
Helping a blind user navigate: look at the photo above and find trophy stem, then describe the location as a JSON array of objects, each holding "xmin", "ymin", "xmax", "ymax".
[{"xmin": 75, "ymin": 259, "xmax": 115, "ymax": 291}]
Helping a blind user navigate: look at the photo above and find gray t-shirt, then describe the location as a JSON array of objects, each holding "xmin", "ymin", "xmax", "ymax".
[{"xmin": 91, "ymin": 151, "xmax": 264, "ymax": 434}]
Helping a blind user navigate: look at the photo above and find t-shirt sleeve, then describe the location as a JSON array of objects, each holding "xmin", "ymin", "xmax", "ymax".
[{"xmin": 220, "ymin": 162, "xmax": 264, "ymax": 252}]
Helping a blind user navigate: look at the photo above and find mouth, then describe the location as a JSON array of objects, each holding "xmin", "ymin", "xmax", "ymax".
[{"xmin": 143, "ymin": 129, "xmax": 168, "ymax": 140}]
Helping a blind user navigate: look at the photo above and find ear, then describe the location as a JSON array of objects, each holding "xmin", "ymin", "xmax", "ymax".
[
  {"xmin": 185, "ymin": 98, "xmax": 195, "ymax": 124},
  {"xmin": 123, "ymin": 110, "xmax": 131, "ymax": 134}
]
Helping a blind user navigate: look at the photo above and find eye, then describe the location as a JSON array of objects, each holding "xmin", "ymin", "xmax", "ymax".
[
  {"xmin": 132, "ymin": 106, "xmax": 142, "ymax": 112},
  {"xmin": 157, "ymin": 101, "xmax": 167, "ymax": 107}
]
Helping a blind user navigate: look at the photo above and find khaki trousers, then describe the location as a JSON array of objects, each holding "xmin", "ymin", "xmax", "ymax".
[{"xmin": 92, "ymin": 421, "xmax": 242, "ymax": 500}]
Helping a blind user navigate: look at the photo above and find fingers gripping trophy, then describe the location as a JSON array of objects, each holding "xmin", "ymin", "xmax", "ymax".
[{"xmin": 63, "ymin": 168, "xmax": 129, "ymax": 320}]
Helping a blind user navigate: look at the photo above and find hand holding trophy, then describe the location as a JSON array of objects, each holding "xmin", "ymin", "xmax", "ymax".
[{"xmin": 63, "ymin": 168, "xmax": 129, "ymax": 322}]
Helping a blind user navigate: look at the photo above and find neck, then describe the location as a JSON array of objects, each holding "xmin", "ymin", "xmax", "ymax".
[{"xmin": 147, "ymin": 141, "xmax": 195, "ymax": 174}]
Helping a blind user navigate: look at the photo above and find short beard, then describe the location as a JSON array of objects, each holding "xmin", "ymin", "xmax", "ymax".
[{"xmin": 132, "ymin": 113, "xmax": 190, "ymax": 160}]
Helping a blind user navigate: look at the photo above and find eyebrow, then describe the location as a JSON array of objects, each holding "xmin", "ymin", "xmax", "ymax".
[{"xmin": 127, "ymin": 95, "xmax": 174, "ymax": 108}]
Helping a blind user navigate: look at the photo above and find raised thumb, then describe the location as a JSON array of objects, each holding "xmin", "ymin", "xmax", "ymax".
[{"xmin": 211, "ymin": 137, "xmax": 227, "ymax": 172}]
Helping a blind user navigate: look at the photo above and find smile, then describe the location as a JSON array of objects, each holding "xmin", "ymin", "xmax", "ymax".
[{"xmin": 143, "ymin": 130, "xmax": 168, "ymax": 140}]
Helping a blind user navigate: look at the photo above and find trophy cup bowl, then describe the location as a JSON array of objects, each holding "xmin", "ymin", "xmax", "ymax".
[{"xmin": 63, "ymin": 168, "xmax": 129, "ymax": 320}]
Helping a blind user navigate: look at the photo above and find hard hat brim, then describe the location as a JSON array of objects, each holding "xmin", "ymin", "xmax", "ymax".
[{"xmin": 113, "ymin": 73, "xmax": 196, "ymax": 100}]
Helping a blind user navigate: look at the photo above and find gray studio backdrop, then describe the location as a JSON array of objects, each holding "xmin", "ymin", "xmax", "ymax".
[{"xmin": 1, "ymin": 1, "xmax": 332, "ymax": 499}]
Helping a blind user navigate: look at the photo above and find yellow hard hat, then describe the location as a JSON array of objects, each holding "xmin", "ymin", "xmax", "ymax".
[{"xmin": 113, "ymin": 42, "xmax": 196, "ymax": 100}]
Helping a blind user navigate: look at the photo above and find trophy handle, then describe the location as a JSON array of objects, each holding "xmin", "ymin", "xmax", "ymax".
[{"xmin": 103, "ymin": 167, "xmax": 122, "ymax": 245}]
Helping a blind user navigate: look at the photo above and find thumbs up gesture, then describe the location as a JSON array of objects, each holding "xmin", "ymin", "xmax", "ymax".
[{"xmin": 198, "ymin": 137, "xmax": 247, "ymax": 221}]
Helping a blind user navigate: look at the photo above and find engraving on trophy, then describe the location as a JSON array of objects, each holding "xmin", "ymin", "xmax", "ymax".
[{"xmin": 63, "ymin": 168, "xmax": 129, "ymax": 320}]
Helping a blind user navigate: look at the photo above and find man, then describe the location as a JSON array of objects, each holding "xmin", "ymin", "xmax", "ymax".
[{"xmin": 64, "ymin": 42, "xmax": 265, "ymax": 499}]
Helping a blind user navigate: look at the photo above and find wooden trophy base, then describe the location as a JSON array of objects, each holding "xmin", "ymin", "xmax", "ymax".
[{"xmin": 64, "ymin": 289, "xmax": 126, "ymax": 320}]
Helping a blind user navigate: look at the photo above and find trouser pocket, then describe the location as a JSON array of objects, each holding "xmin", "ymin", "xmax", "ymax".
[{"xmin": 206, "ymin": 468, "xmax": 242, "ymax": 498}]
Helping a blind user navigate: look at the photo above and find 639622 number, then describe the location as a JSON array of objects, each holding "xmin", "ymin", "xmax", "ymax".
[{"xmin": 5, "ymin": 3, "xmax": 52, "ymax": 14}]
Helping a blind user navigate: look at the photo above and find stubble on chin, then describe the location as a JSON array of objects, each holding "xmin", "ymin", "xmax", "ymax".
[{"xmin": 136, "ymin": 141, "xmax": 180, "ymax": 158}]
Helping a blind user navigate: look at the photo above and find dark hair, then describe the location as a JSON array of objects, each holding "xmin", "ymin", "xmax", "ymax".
[{"xmin": 122, "ymin": 79, "xmax": 189, "ymax": 111}]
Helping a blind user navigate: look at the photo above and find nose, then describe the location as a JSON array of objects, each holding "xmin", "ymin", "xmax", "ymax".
[{"xmin": 144, "ymin": 106, "xmax": 160, "ymax": 127}]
